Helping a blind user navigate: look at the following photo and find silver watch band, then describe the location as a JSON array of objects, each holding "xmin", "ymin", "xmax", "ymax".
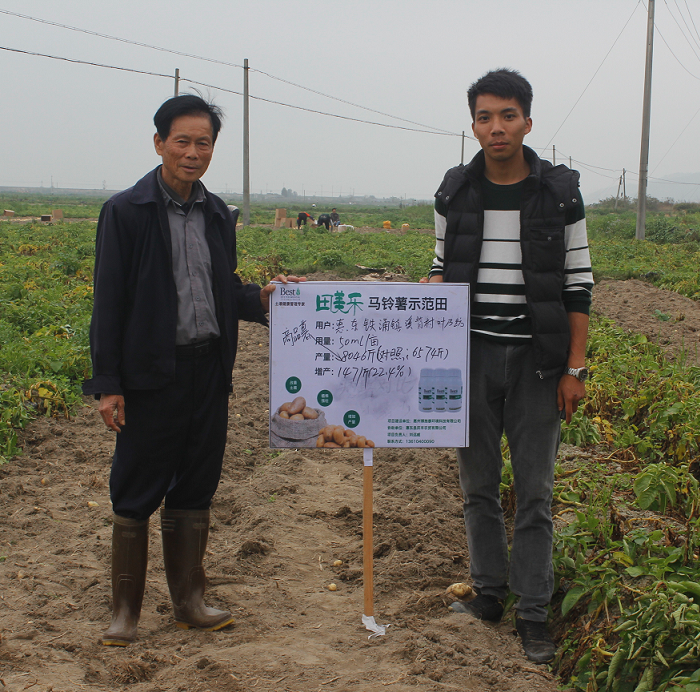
[{"xmin": 566, "ymin": 367, "xmax": 588, "ymax": 381}]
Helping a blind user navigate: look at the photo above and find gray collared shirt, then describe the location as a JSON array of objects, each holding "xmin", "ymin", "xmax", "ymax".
[{"xmin": 157, "ymin": 169, "xmax": 220, "ymax": 345}]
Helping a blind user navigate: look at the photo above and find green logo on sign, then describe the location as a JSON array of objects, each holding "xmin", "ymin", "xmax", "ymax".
[
  {"xmin": 285, "ymin": 377, "xmax": 302, "ymax": 394},
  {"xmin": 315, "ymin": 291, "xmax": 364, "ymax": 315},
  {"xmin": 317, "ymin": 390, "xmax": 333, "ymax": 407},
  {"xmin": 343, "ymin": 410, "xmax": 360, "ymax": 428}
]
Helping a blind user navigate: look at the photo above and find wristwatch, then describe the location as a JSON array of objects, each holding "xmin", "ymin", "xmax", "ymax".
[{"xmin": 565, "ymin": 366, "xmax": 589, "ymax": 382}]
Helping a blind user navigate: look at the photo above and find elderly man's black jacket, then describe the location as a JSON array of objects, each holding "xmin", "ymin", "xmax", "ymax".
[{"xmin": 83, "ymin": 167, "xmax": 266, "ymax": 397}]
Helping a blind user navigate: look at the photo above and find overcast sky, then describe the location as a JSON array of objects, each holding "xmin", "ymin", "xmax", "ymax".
[{"xmin": 2, "ymin": 0, "xmax": 700, "ymax": 203}]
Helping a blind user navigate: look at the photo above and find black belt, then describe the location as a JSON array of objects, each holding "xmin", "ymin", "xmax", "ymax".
[{"xmin": 175, "ymin": 337, "xmax": 220, "ymax": 358}]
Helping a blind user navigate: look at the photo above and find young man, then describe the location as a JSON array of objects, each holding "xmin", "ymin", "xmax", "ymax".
[
  {"xmin": 330, "ymin": 208, "xmax": 340, "ymax": 228},
  {"xmin": 428, "ymin": 69, "xmax": 593, "ymax": 663},
  {"xmin": 84, "ymin": 94, "xmax": 301, "ymax": 646}
]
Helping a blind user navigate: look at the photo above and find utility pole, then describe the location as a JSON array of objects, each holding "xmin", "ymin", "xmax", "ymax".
[
  {"xmin": 461, "ymin": 131, "xmax": 465, "ymax": 164},
  {"xmin": 174, "ymin": 68, "xmax": 180, "ymax": 97},
  {"xmin": 243, "ymin": 59, "xmax": 250, "ymax": 227},
  {"xmin": 552, "ymin": 145, "xmax": 556, "ymax": 166},
  {"xmin": 615, "ymin": 172, "xmax": 623, "ymax": 211},
  {"xmin": 636, "ymin": 0, "xmax": 655, "ymax": 240},
  {"xmin": 623, "ymin": 168, "xmax": 627, "ymax": 200}
]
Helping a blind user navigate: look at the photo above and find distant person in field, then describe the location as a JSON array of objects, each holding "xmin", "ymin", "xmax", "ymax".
[
  {"xmin": 316, "ymin": 212, "xmax": 331, "ymax": 230},
  {"xmin": 296, "ymin": 211, "xmax": 314, "ymax": 228},
  {"xmin": 427, "ymin": 69, "xmax": 593, "ymax": 663},
  {"xmin": 84, "ymin": 94, "xmax": 303, "ymax": 647},
  {"xmin": 330, "ymin": 208, "xmax": 340, "ymax": 228}
]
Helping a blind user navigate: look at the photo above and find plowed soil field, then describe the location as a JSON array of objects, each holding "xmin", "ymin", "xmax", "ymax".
[{"xmin": 1, "ymin": 275, "xmax": 699, "ymax": 692}]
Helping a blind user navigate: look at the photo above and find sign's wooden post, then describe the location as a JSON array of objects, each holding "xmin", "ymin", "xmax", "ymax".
[{"xmin": 363, "ymin": 447, "xmax": 374, "ymax": 618}]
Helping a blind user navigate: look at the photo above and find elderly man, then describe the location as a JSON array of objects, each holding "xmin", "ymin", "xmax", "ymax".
[{"xmin": 84, "ymin": 94, "xmax": 301, "ymax": 646}]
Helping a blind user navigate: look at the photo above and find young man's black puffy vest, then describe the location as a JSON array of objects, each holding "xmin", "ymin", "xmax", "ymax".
[{"xmin": 435, "ymin": 146, "xmax": 581, "ymax": 379}]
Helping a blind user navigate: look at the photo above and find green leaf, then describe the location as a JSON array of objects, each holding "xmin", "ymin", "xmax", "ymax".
[
  {"xmin": 636, "ymin": 486, "xmax": 657, "ymax": 510},
  {"xmin": 607, "ymin": 647, "xmax": 625, "ymax": 689},
  {"xmin": 561, "ymin": 556, "xmax": 576, "ymax": 570},
  {"xmin": 633, "ymin": 474, "xmax": 652, "ymax": 495},
  {"xmin": 613, "ymin": 551, "xmax": 634, "ymax": 566},
  {"xmin": 561, "ymin": 586, "xmax": 586, "ymax": 616},
  {"xmin": 661, "ymin": 481, "xmax": 677, "ymax": 505},
  {"xmin": 626, "ymin": 566, "xmax": 646, "ymax": 578}
]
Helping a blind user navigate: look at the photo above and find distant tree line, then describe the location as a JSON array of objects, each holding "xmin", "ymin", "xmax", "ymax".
[{"xmin": 589, "ymin": 196, "xmax": 700, "ymax": 214}]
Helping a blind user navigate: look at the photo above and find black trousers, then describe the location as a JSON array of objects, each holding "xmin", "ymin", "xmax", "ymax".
[{"xmin": 110, "ymin": 347, "xmax": 229, "ymax": 520}]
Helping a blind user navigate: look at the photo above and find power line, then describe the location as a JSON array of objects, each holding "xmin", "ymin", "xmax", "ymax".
[
  {"xmin": 0, "ymin": 44, "xmax": 458, "ymax": 137},
  {"xmin": 0, "ymin": 7, "xmax": 467, "ymax": 138},
  {"xmin": 0, "ymin": 9, "xmax": 245, "ymax": 68},
  {"xmin": 672, "ymin": 0, "xmax": 700, "ymax": 53},
  {"xmin": 539, "ymin": 1, "xmax": 641, "ymax": 155},
  {"xmin": 626, "ymin": 169, "xmax": 700, "ymax": 186},
  {"xmin": 650, "ymin": 103, "xmax": 700, "ymax": 174},
  {"xmin": 0, "ymin": 45, "xmax": 172, "ymax": 79},
  {"xmin": 180, "ymin": 77, "xmax": 459, "ymax": 136},
  {"xmin": 250, "ymin": 67, "xmax": 465, "ymax": 137},
  {"xmin": 664, "ymin": 0, "xmax": 700, "ymax": 63},
  {"xmin": 683, "ymin": 0, "xmax": 700, "ymax": 45},
  {"xmin": 673, "ymin": 0, "xmax": 700, "ymax": 51},
  {"xmin": 649, "ymin": 174, "xmax": 700, "ymax": 186},
  {"xmin": 642, "ymin": 0, "xmax": 700, "ymax": 79},
  {"xmin": 570, "ymin": 158, "xmax": 622, "ymax": 174},
  {"xmin": 654, "ymin": 20, "xmax": 700, "ymax": 78},
  {"xmin": 571, "ymin": 161, "xmax": 621, "ymax": 181}
]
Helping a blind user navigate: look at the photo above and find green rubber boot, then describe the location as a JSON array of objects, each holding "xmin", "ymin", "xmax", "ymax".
[
  {"xmin": 102, "ymin": 514, "xmax": 149, "ymax": 646},
  {"xmin": 160, "ymin": 509, "xmax": 234, "ymax": 631}
]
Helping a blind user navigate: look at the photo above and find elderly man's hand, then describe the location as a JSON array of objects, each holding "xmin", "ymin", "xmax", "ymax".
[
  {"xmin": 260, "ymin": 275, "xmax": 307, "ymax": 313},
  {"xmin": 99, "ymin": 394, "xmax": 125, "ymax": 432}
]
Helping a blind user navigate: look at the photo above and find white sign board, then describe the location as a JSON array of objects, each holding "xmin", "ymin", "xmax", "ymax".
[{"xmin": 269, "ymin": 281, "xmax": 469, "ymax": 449}]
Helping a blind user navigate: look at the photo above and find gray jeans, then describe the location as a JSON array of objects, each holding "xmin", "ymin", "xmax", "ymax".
[{"xmin": 458, "ymin": 336, "xmax": 560, "ymax": 622}]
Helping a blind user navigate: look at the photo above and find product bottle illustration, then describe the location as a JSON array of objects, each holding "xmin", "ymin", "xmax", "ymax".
[
  {"xmin": 434, "ymin": 370, "xmax": 448, "ymax": 411},
  {"xmin": 447, "ymin": 368, "xmax": 463, "ymax": 411},
  {"xmin": 418, "ymin": 369, "xmax": 435, "ymax": 411}
]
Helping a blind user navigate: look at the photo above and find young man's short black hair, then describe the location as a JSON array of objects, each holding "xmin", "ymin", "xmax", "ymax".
[
  {"xmin": 467, "ymin": 69, "xmax": 533, "ymax": 120},
  {"xmin": 154, "ymin": 94, "xmax": 224, "ymax": 143}
]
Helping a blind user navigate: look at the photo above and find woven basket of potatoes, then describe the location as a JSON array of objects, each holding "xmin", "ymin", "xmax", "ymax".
[{"xmin": 270, "ymin": 397, "xmax": 327, "ymax": 447}]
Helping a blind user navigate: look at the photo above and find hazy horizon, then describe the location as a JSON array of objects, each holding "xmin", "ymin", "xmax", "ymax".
[{"xmin": 3, "ymin": 1, "xmax": 700, "ymax": 204}]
